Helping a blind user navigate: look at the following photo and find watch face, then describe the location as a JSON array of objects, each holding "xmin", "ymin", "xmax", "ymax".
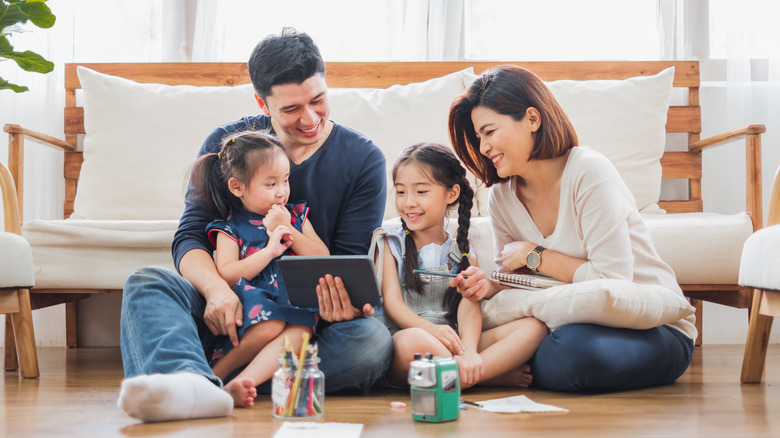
[{"xmin": 527, "ymin": 251, "xmax": 541, "ymax": 269}]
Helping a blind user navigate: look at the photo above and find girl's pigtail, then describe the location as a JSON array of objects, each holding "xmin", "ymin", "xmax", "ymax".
[
  {"xmin": 401, "ymin": 218, "xmax": 424, "ymax": 295},
  {"xmin": 444, "ymin": 167, "xmax": 474, "ymax": 325},
  {"xmin": 190, "ymin": 152, "xmax": 230, "ymax": 219}
]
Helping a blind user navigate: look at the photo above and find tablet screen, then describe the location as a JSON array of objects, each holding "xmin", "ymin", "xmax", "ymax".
[{"xmin": 277, "ymin": 255, "xmax": 381, "ymax": 309}]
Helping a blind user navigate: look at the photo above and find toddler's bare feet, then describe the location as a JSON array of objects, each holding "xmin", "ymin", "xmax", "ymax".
[
  {"xmin": 225, "ymin": 378, "xmax": 257, "ymax": 407},
  {"xmin": 481, "ymin": 363, "xmax": 533, "ymax": 388}
]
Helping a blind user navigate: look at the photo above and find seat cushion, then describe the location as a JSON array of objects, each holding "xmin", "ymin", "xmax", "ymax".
[
  {"xmin": 22, "ymin": 219, "xmax": 177, "ymax": 289},
  {"xmin": 0, "ymin": 232, "xmax": 35, "ymax": 288},
  {"xmin": 643, "ymin": 212, "xmax": 754, "ymax": 284},
  {"xmin": 739, "ymin": 224, "xmax": 780, "ymax": 291}
]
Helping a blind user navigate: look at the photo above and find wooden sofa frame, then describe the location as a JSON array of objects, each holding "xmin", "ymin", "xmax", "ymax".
[{"xmin": 3, "ymin": 61, "xmax": 766, "ymax": 347}]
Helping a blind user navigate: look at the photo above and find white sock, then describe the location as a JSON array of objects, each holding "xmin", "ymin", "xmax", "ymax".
[{"xmin": 117, "ymin": 372, "xmax": 233, "ymax": 422}]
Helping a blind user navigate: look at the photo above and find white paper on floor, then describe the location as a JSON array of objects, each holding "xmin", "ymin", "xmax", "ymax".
[
  {"xmin": 273, "ymin": 421, "xmax": 364, "ymax": 438},
  {"xmin": 474, "ymin": 395, "xmax": 568, "ymax": 413}
]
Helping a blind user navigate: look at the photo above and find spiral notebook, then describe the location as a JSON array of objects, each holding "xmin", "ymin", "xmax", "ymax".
[{"xmin": 490, "ymin": 271, "xmax": 565, "ymax": 290}]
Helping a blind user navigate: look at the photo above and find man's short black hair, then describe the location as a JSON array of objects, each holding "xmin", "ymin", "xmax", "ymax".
[{"xmin": 248, "ymin": 27, "xmax": 326, "ymax": 99}]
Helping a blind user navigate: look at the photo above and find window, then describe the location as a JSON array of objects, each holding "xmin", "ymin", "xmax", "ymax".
[{"xmin": 464, "ymin": 0, "xmax": 661, "ymax": 61}]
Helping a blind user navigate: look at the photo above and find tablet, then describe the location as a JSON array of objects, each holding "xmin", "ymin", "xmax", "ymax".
[{"xmin": 277, "ymin": 255, "xmax": 381, "ymax": 309}]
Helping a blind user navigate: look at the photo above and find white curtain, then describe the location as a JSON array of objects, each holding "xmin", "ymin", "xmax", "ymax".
[{"xmin": 659, "ymin": 0, "xmax": 780, "ymax": 220}]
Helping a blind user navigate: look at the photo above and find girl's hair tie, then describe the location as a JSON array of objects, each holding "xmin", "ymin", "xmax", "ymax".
[
  {"xmin": 404, "ymin": 229, "xmax": 410, "ymax": 235},
  {"xmin": 217, "ymin": 153, "xmax": 222, "ymax": 160}
]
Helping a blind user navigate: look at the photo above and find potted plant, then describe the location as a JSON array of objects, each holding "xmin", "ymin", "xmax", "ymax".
[{"xmin": 1, "ymin": 0, "xmax": 56, "ymax": 92}]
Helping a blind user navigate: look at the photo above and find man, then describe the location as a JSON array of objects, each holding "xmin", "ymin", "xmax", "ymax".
[{"xmin": 117, "ymin": 28, "xmax": 392, "ymax": 422}]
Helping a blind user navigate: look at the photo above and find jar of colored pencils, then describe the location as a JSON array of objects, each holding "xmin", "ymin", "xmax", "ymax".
[{"xmin": 272, "ymin": 344, "xmax": 324, "ymax": 419}]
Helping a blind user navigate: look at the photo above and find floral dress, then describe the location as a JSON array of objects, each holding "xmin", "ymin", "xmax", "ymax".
[{"xmin": 206, "ymin": 202, "xmax": 318, "ymax": 363}]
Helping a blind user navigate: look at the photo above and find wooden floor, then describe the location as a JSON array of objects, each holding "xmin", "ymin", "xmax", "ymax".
[{"xmin": 2, "ymin": 345, "xmax": 780, "ymax": 437}]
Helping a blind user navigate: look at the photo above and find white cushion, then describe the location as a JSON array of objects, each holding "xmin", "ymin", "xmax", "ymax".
[
  {"xmin": 328, "ymin": 69, "xmax": 484, "ymax": 219},
  {"xmin": 74, "ymin": 67, "xmax": 259, "ymax": 220},
  {"xmin": 0, "ymin": 232, "xmax": 35, "ymax": 288},
  {"xmin": 480, "ymin": 279, "xmax": 695, "ymax": 331},
  {"xmin": 21, "ymin": 219, "xmax": 177, "ymax": 289},
  {"xmin": 546, "ymin": 67, "xmax": 674, "ymax": 213},
  {"xmin": 739, "ymin": 224, "xmax": 780, "ymax": 291},
  {"xmin": 643, "ymin": 212, "xmax": 754, "ymax": 284},
  {"xmin": 464, "ymin": 67, "xmax": 674, "ymax": 213}
]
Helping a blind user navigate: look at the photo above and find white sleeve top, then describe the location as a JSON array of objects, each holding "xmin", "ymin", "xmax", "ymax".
[{"xmin": 488, "ymin": 146, "xmax": 681, "ymax": 294}]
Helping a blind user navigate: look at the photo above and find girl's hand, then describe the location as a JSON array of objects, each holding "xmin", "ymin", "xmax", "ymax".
[
  {"xmin": 267, "ymin": 225, "xmax": 293, "ymax": 258},
  {"xmin": 500, "ymin": 241, "xmax": 536, "ymax": 272},
  {"xmin": 264, "ymin": 204, "xmax": 292, "ymax": 233},
  {"xmin": 454, "ymin": 350, "xmax": 484, "ymax": 389},
  {"xmin": 427, "ymin": 324, "xmax": 464, "ymax": 355},
  {"xmin": 450, "ymin": 266, "xmax": 491, "ymax": 302}
]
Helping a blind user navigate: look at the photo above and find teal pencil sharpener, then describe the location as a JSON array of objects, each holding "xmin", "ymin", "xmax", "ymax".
[{"xmin": 408, "ymin": 353, "xmax": 460, "ymax": 422}]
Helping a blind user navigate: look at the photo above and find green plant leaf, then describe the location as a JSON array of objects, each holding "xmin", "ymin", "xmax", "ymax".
[
  {"xmin": 19, "ymin": 1, "xmax": 54, "ymax": 28},
  {"xmin": 0, "ymin": 3, "xmax": 28, "ymax": 31},
  {"xmin": 0, "ymin": 76, "xmax": 30, "ymax": 92},
  {"xmin": 5, "ymin": 49, "xmax": 53, "ymax": 72},
  {"xmin": 0, "ymin": 34, "xmax": 12, "ymax": 54}
]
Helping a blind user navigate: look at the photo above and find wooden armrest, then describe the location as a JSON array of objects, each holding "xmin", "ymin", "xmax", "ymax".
[
  {"xmin": 4, "ymin": 124, "xmax": 76, "ymax": 221},
  {"xmin": 689, "ymin": 123, "xmax": 767, "ymax": 231},
  {"xmin": 0, "ymin": 161, "xmax": 22, "ymax": 234},
  {"xmin": 689, "ymin": 124, "xmax": 766, "ymax": 153},
  {"xmin": 3, "ymin": 124, "xmax": 75, "ymax": 152}
]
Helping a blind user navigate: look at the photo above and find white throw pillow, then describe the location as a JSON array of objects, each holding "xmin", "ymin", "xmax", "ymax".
[
  {"xmin": 480, "ymin": 279, "xmax": 694, "ymax": 331},
  {"xmin": 74, "ymin": 67, "xmax": 259, "ymax": 220},
  {"xmin": 546, "ymin": 67, "xmax": 675, "ymax": 213},
  {"xmin": 328, "ymin": 68, "xmax": 485, "ymax": 219}
]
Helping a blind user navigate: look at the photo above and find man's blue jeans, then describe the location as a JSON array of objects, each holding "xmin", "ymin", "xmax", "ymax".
[
  {"xmin": 120, "ymin": 266, "xmax": 393, "ymax": 393},
  {"xmin": 530, "ymin": 323, "xmax": 694, "ymax": 392}
]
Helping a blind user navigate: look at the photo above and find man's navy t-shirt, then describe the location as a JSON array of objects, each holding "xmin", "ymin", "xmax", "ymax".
[{"xmin": 172, "ymin": 115, "xmax": 386, "ymax": 269}]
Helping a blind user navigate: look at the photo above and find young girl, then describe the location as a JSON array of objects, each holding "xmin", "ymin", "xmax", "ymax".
[
  {"xmin": 190, "ymin": 131, "xmax": 329, "ymax": 407},
  {"xmin": 372, "ymin": 143, "xmax": 548, "ymax": 388}
]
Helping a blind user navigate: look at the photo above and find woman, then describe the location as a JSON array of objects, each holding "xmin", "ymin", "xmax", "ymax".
[{"xmin": 447, "ymin": 65, "xmax": 696, "ymax": 392}]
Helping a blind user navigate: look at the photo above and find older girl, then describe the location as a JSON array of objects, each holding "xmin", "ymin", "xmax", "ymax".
[{"xmin": 373, "ymin": 143, "xmax": 548, "ymax": 388}]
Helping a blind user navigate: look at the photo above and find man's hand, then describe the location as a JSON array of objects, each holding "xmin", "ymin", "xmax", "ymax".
[
  {"xmin": 316, "ymin": 274, "xmax": 374, "ymax": 322},
  {"xmin": 203, "ymin": 285, "xmax": 243, "ymax": 347}
]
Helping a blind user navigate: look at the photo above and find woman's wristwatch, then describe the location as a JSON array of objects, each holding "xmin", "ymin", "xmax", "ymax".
[{"xmin": 526, "ymin": 245, "xmax": 546, "ymax": 272}]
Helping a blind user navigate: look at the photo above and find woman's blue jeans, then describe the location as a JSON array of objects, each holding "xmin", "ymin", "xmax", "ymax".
[
  {"xmin": 530, "ymin": 323, "xmax": 694, "ymax": 392},
  {"xmin": 120, "ymin": 266, "xmax": 393, "ymax": 393}
]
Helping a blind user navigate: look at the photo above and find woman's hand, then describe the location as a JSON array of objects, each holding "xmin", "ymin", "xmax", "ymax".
[
  {"xmin": 500, "ymin": 241, "xmax": 536, "ymax": 272},
  {"xmin": 267, "ymin": 225, "xmax": 293, "ymax": 258},
  {"xmin": 264, "ymin": 204, "xmax": 292, "ymax": 233},
  {"xmin": 450, "ymin": 266, "xmax": 493, "ymax": 302},
  {"xmin": 454, "ymin": 350, "xmax": 484, "ymax": 389},
  {"xmin": 426, "ymin": 324, "xmax": 464, "ymax": 355}
]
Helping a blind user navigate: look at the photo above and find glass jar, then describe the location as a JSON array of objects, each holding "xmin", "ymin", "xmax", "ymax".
[{"xmin": 272, "ymin": 356, "xmax": 324, "ymax": 419}]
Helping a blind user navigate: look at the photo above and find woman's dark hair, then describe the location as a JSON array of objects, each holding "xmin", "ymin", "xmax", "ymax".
[
  {"xmin": 448, "ymin": 65, "xmax": 578, "ymax": 187},
  {"xmin": 248, "ymin": 27, "xmax": 326, "ymax": 99},
  {"xmin": 392, "ymin": 142, "xmax": 474, "ymax": 325},
  {"xmin": 190, "ymin": 130, "xmax": 289, "ymax": 219}
]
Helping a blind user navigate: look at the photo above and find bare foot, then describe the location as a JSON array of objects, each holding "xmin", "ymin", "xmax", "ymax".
[
  {"xmin": 225, "ymin": 378, "xmax": 257, "ymax": 407},
  {"xmin": 481, "ymin": 363, "xmax": 533, "ymax": 388}
]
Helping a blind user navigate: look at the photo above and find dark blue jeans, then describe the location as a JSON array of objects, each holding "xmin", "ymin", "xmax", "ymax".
[
  {"xmin": 530, "ymin": 323, "xmax": 694, "ymax": 392},
  {"xmin": 121, "ymin": 266, "xmax": 393, "ymax": 393}
]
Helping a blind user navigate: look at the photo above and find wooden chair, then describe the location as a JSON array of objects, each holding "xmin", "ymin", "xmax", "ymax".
[
  {"xmin": 0, "ymin": 161, "xmax": 39, "ymax": 378},
  {"xmin": 740, "ymin": 165, "xmax": 780, "ymax": 383}
]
